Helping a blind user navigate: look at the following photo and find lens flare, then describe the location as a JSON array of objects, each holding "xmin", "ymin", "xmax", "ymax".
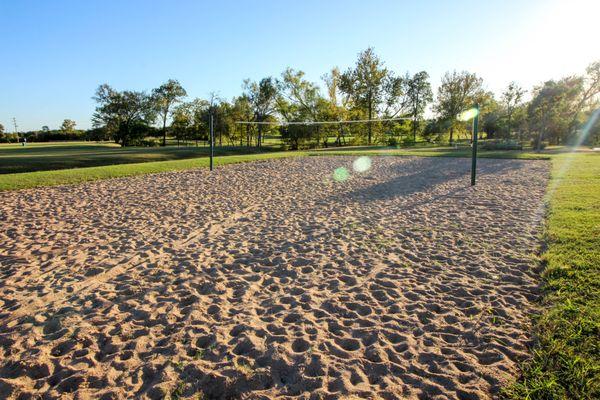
[
  {"xmin": 353, "ymin": 156, "xmax": 372, "ymax": 173},
  {"xmin": 457, "ymin": 108, "xmax": 479, "ymax": 122},
  {"xmin": 547, "ymin": 108, "xmax": 600, "ymax": 197},
  {"xmin": 333, "ymin": 167, "xmax": 350, "ymax": 182}
]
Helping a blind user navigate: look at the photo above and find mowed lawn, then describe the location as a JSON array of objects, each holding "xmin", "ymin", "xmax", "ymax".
[
  {"xmin": 0, "ymin": 141, "xmax": 272, "ymax": 174},
  {"xmin": 504, "ymin": 151, "xmax": 600, "ymax": 399}
]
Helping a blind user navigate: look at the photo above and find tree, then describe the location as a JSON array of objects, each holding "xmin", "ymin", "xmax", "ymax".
[
  {"xmin": 92, "ymin": 84, "xmax": 156, "ymax": 146},
  {"xmin": 152, "ymin": 79, "xmax": 187, "ymax": 146},
  {"xmin": 501, "ymin": 82, "xmax": 525, "ymax": 140},
  {"xmin": 568, "ymin": 60, "xmax": 600, "ymax": 135},
  {"xmin": 405, "ymin": 71, "xmax": 433, "ymax": 141},
  {"xmin": 528, "ymin": 77, "xmax": 583, "ymax": 147},
  {"xmin": 0, "ymin": 123, "xmax": 4, "ymax": 137},
  {"xmin": 243, "ymin": 77, "xmax": 278, "ymax": 148},
  {"xmin": 171, "ymin": 102, "xmax": 194, "ymax": 145},
  {"xmin": 277, "ymin": 68, "xmax": 321, "ymax": 121},
  {"xmin": 475, "ymin": 90, "xmax": 498, "ymax": 139},
  {"xmin": 479, "ymin": 94, "xmax": 502, "ymax": 139},
  {"xmin": 41, "ymin": 126, "xmax": 50, "ymax": 133},
  {"xmin": 172, "ymin": 98, "xmax": 211, "ymax": 146},
  {"xmin": 434, "ymin": 71, "xmax": 484, "ymax": 144},
  {"xmin": 60, "ymin": 119, "xmax": 77, "ymax": 134},
  {"xmin": 230, "ymin": 95, "xmax": 254, "ymax": 146},
  {"xmin": 322, "ymin": 67, "xmax": 354, "ymax": 146},
  {"xmin": 340, "ymin": 48, "xmax": 388, "ymax": 144}
]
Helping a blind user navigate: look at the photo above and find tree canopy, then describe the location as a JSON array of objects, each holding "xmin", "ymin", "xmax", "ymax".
[
  {"xmin": 152, "ymin": 79, "xmax": 187, "ymax": 146},
  {"xmin": 74, "ymin": 51, "xmax": 600, "ymax": 148}
]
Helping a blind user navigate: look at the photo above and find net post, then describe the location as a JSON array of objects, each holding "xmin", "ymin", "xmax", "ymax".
[
  {"xmin": 210, "ymin": 113, "xmax": 214, "ymax": 171},
  {"xmin": 471, "ymin": 104, "xmax": 479, "ymax": 186}
]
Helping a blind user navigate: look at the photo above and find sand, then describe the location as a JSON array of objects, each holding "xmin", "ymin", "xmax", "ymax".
[{"xmin": 0, "ymin": 156, "xmax": 549, "ymax": 399}]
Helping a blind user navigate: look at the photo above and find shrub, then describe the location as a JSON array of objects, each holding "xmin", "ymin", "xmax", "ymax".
[{"xmin": 480, "ymin": 139, "xmax": 523, "ymax": 151}]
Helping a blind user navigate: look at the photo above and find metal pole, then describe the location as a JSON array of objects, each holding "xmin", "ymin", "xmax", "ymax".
[
  {"xmin": 209, "ymin": 113, "xmax": 214, "ymax": 171},
  {"xmin": 13, "ymin": 118, "xmax": 18, "ymax": 144},
  {"xmin": 471, "ymin": 104, "xmax": 479, "ymax": 186}
]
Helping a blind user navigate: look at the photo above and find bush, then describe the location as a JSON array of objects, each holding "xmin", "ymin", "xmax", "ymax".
[
  {"xmin": 387, "ymin": 137, "xmax": 399, "ymax": 146},
  {"xmin": 480, "ymin": 139, "xmax": 523, "ymax": 151},
  {"xmin": 139, "ymin": 139, "xmax": 159, "ymax": 147},
  {"xmin": 530, "ymin": 138, "xmax": 548, "ymax": 150}
]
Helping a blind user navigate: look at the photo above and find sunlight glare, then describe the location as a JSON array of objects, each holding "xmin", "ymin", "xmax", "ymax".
[
  {"xmin": 457, "ymin": 108, "xmax": 479, "ymax": 122},
  {"xmin": 352, "ymin": 156, "xmax": 372, "ymax": 173},
  {"xmin": 333, "ymin": 167, "xmax": 350, "ymax": 182}
]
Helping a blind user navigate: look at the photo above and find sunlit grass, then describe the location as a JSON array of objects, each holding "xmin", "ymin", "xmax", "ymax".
[
  {"xmin": 502, "ymin": 152, "xmax": 600, "ymax": 399},
  {"xmin": 0, "ymin": 142, "xmax": 280, "ymax": 174},
  {"xmin": 0, "ymin": 151, "xmax": 305, "ymax": 191}
]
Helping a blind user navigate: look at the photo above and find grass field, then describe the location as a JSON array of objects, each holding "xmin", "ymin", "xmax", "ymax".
[
  {"xmin": 0, "ymin": 141, "xmax": 278, "ymax": 174},
  {"xmin": 503, "ymin": 152, "xmax": 600, "ymax": 399},
  {"xmin": 0, "ymin": 141, "xmax": 598, "ymax": 398}
]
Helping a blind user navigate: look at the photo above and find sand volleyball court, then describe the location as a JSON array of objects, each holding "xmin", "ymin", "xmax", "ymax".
[{"xmin": 0, "ymin": 156, "xmax": 548, "ymax": 399}]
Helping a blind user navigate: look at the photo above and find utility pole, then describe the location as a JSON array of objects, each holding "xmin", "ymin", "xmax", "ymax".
[{"xmin": 12, "ymin": 118, "xmax": 19, "ymax": 144}]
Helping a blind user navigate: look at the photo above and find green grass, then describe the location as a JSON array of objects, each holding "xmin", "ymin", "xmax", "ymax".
[
  {"xmin": 502, "ymin": 152, "xmax": 600, "ymax": 399},
  {"xmin": 0, "ymin": 141, "xmax": 279, "ymax": 174},
  {"xmin": 0, "ymin": 150, "xmax": 307, "ymax": 191}
]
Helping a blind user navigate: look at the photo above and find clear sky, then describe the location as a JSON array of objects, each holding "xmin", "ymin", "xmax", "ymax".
[{"xmin": 1, "ymin": 0, "xmax": 598, "ymax": 131}]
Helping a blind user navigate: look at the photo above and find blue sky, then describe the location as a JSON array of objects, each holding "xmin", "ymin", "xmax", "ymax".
[{"xmin": 1, "ymin": 0, "xmax": 598, "ymax": 131}]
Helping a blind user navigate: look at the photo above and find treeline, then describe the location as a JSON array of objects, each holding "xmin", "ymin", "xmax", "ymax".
[
  {"xmin": 0, "ymin": 119, "xmax": 92, "ymax": 143},
  {"xmin": 2, "ymin": 49, "xmax": 598, "ymax": 148}
]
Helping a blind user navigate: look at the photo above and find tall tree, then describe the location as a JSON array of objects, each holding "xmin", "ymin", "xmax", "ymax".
[
  {"xmin": 340, "ymin": 48, "xmax": 388, "ymax": 144},
  {"xmin": 92, "ymin": 84, "xmax": 156, "ymax": 146},
  {"xmin": 0, "ymin": 123, "xmax": 4, "ymax": 137},
  {"xmin": 528, "ymin": 77, "xmax": 583, "ymax": 147},
  {"xmin": 434, "ymin": 71, "xmax": 484, "ymax": 144},
  {"xmin": 501, "ymin": 82, "xmax": 525, "ymax": 140},
  {"xmin": 152, "ymin": 79, "xmax": 187, "ymax": 146},
  {"xmin": 243, "ymin": 77, "xmax": 278, "ymax": 148},
  {"xmin": 405, "ymin": 71, "xmax": 433, "ymax": 141},
  {"xmin": 170, "ymin": 102, "xmax": 193, "ymax": 145},
  {"xmin": 230, "ymin": 95, "xmax": 254, "ymax": 146},
  {"xmin": 322, "ymin": 68, "xmax": 354, "ymax": 146},
  {"xmin": 568, "ymin": 60, "xmax": 600, "ymax": 135},
  {"xmin": 60, "ymin": 119, "xmax": 76, "ymax": 134},
  {"xmin": 277, "ymin": 68, "xmax": 321, "ymax": 121}
]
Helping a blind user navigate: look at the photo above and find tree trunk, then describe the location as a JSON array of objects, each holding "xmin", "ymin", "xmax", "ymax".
[
  {"xmin": 162, "ymin": 117, "xmax": 167, "ymax": 147},
  {"xmin": 413, "ymin": 118, "xmax": 417, "ymax": 142},
  {"xmin": 413, "ymin": 94, "xmax": 419, "ymax": 142},
  {"xmin": 449, "ymin": 126, "xmax": 454, "ymax": 145},
  {"xmin": 368, "ymin": 93, "xmax": 373, "ymax": 145},
  {"xmin": 258, "ymin": 125, "xmax": 262, "ymax": 149}
]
